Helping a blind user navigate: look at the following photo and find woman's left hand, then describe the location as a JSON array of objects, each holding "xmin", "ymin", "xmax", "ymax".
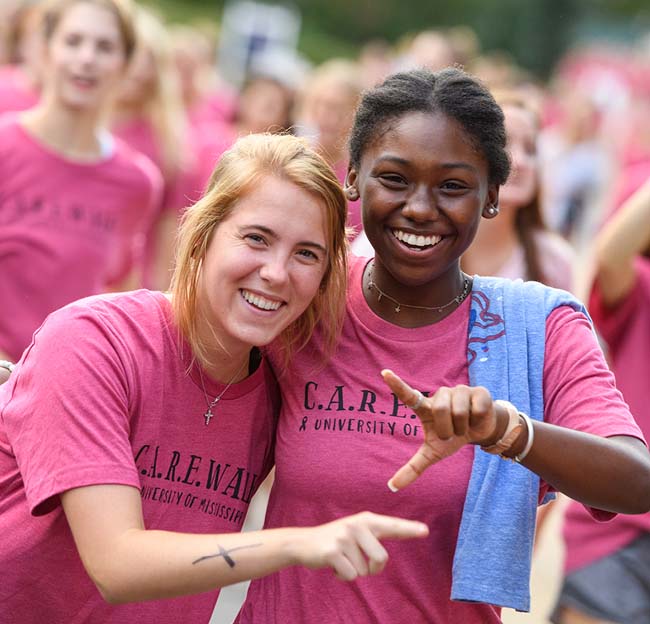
[{"xmin": 381, "ymin": 369, "xmax": 510, "ymax": 491}]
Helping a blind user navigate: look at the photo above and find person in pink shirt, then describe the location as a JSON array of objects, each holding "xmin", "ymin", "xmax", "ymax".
[
  {"xmin": 110, "ymin": 6, "xmax": 201, "ymax": 291},
  {"xmin": 0, "ymin": 0, "xmax": 162, "ymax": 364},
  {"xmin": 295, "ymin": 59, "xmax": 363, "ymax": 236},
  {"xmin": 0, "ymin": 131, "xmax": 428, "ymax": 623},
  {"xmin": 237, "ymin": 67, "xmax": 650, "ymax": 624},
  {"xmin": 552, "ymin": 178, "xmax": 650, "ymax": 623},
  {"xmin": 0, "ymin": 2, "xmax": 42, "ymax": 114},
  {"xmin": 463, "ymin": 88, "xmax": 575, "ymax": 291}
]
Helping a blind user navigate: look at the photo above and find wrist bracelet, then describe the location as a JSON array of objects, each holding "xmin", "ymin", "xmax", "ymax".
[
  {"xmin": 511, "ymin": 412, "xmax": 534, "ymax": 464},
  {"xmin": 480, "ymin": 400, "xmax": 522, "ymax": 455},
  {"xmin": 0, "ymin": 360, "xmax": 15, "ymax": 374}
]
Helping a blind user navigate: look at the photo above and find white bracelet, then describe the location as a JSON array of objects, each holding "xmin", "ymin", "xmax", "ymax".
[
  {"xmin": 512, "ymin": 412, "xmax": 534, "ymax": 463},
  {"xmin": 0, "ymin": 360, "xmax": 15, "ymax": 373}
]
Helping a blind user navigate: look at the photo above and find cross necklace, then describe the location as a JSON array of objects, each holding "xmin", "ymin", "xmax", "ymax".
[{"xmin": 198, "ymin": 359, "xmax": 247, "ymax": 426}]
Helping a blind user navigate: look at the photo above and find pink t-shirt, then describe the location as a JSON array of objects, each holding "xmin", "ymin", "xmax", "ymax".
[
  {"xmin": 112, "ymin": 117, "xmax": 207, "ymax": 287},
  {"xmin": 562, "ymin": 257, "xmax": 650, "ymax": 573},
  {"xmin": 0, "ymin": 290, "xmax": 279, "ymax": 623},
  {"xmin": 0, "ymin": 116, "xmax": 162, "ymax": 361},
  {"xmin": 112, "ymin": 117, "xmax": 203, "ymax": 213},
  {"xmin": 237, "ymin": 255, "xmax": 642, "ymax": 624},
  {"xmin": 0, "ymin": 65, "xmax": 39, "ymax": 114},
  {"xmin": 498, "ymin": 229, "xmax": 575, "ymax": 292}
]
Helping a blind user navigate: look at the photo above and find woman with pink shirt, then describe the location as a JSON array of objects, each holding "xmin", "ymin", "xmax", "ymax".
[
  {"xmin": 237, "ymin": 67, "xmax": 650, "ymax": 624},
  {"xmin": 551, "ymin": 178, "xmax": 650, "ymax": 624},
  {"xmin": 0, "ymin": 0, "xmax": 161, "ymax": 364},
  {"xmin": 462, "ymin": 89, "xmax": 575, "ymax": 291},
  {"xmin": 0, "ymin": 131, "xmax": 428, "ymax": 623},
  {"xmin": 110, "ymin": 6, "xmax": 197, "ymax": 290},
  {"xmin": 296, "ymin": 59, "xmax": 363, "ymax": 236}
]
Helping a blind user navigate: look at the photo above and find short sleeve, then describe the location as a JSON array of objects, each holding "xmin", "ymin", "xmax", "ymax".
[
  {"xmin": 539, "ymin": 305, "xmax": 645, "ymax": 517},
  {"xmin": 589, "ymin": 257, "xmax": 650, "ymax": 352},
  {"xmin": 0, "ymin": 303, "xmax": 141, "ymax": 515}
]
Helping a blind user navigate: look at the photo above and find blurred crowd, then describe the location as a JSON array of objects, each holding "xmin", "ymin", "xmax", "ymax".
[{"xmin": 2, "ymin": 0, "xmax": 649, "ymax": 296}]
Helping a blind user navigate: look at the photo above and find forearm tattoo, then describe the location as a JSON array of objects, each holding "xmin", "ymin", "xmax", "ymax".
[{"xmin": 192, "ymin": 543, "xmax": 263, "ymax": 568}]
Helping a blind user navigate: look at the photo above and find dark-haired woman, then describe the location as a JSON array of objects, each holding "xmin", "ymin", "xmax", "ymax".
[{"xmin": 237, "ymin": 67, "xmax": 650, "ymax": 623}]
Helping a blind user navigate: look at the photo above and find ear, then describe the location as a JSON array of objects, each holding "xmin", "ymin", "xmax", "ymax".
[
  {"xmin": 344, "ymin": 167, "xmax": 359, "ymax": 201},
  {"xmin": 482, "ymin": 186, "xmax": 500, "ymax": 219}
]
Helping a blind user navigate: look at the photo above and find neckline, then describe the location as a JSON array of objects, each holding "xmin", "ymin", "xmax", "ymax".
[
  {"xmin": 348, "ymin": 255, "xmax": 473, "ymax": 343},
  {"xmin": 149, "ymin": 290, "xmax": 265, "ymax": 399}
]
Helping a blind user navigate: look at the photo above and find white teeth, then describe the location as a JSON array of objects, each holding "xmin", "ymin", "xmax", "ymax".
[
  {"xmin": 392, "ymin": 229, "xmax": 441, "ymax": 248},
  {"xmin": 241, "ymin": 290, "xmax": 282, "ymax": 311}
]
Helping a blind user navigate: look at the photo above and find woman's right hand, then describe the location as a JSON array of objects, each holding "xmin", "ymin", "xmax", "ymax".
[{"xmin": 291, "ymin": 511, "xmax": 429, "ymax": 581}]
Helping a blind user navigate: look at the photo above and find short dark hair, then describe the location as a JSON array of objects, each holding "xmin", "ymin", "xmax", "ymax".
[{"xmin": 349, "ymin": 67, "xmax": 510, "ymax": 186}]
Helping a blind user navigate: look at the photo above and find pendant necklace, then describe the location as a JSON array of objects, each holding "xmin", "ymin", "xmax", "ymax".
[
  {"xmin": 366, "ymin": 261, "xmax": 472, "ymax": 314},
  {"xmin": 198, "ymin": 358, "xmax": 247, "ymax": 426}
]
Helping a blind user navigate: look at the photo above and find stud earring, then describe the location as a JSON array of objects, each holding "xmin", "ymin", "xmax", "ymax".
[
  {"xmin": 345, "ymin": 186, "xmax": 359, "ymax": 201},
  {"xmin": 486, "ymin": 204, "xmax": 499, "ymax": 216}
]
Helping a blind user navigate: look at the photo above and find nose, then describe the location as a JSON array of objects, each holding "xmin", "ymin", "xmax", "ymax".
[
  {"xmin": 78, "ymin": 41, "xmax": 98, "ymax": 65},
  {"xmin": 259, "ymin": 253, "xmax": 289, "ymax": 286},
  {"xmin": 401, "ymin": 185, "xmax": 438, "ymax": 221}
]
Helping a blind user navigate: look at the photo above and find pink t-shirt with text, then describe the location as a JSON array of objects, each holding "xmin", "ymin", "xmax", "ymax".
[
  {"xmin": 0, "ymin": 290, "xmax": 278, "ymax": 623},
  {"xmin": 237, "ymin": 255, "xmax": 642, "ymax": 624},
  {"xmin": 0, "ymin": 116, "xmax": 162, "ymax": 360},
  {"xmin": 562, "ymin": 257, "xmax": 650, "ymax": 573}
]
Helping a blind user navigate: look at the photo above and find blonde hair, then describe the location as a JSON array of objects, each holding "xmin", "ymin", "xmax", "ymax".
[
  {"xmin": 126, "ymin": 6, "xmax": 188, "ymax": 178},
  {"xmin": 41, "ymin": 0, "xmax": 136, "ymax": 61},
  {"xmin": 171, "ymin": 133, "xmax": 349, "ymax": 371}
]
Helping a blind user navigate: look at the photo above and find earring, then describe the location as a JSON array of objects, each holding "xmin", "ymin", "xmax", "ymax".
[
  {"xmin": 486, "ymin": 204, "xmax": 499, "ymax": 216},
  {"xmin": 345, "ymin": 186, "xmax": 359, "ymax": 201}
]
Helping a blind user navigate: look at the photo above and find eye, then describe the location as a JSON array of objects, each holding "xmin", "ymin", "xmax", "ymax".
[
  {"xmin": 296, "ymin": 248, "xmax": 320, "ymax": 262},
  {"xmin": 378, "ymin": 173, "xmax": 407, "ymax": 188},
  {"xmin": 244, "ymin": 233, "xmax": 267, "ymax": 246},
  {"xmin": 440, "ymin": 180, "xmax": 469, "ymax": 193},
  {"xmin": 97, "ymin": 39, "xmax": 118, "ymax": 54},
  {"xmin": 63, "ymin": 33, "xmax": 82, "ymax": 47}
]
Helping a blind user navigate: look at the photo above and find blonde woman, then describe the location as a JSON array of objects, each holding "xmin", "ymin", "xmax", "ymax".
[
  {"xmin": 111, "ymin": 6, "xmax": 198, "ymax": 290},
  {"xmin": 0, "ymin": 0, "xmax": 161, "ymax": 364},
  {"xmin": 0, "ymin": 132, "xmax": 428, "ymax": 623},
  {"xmin": 296, "ymin": 59, "xmax": 364, "ymax": 235}
]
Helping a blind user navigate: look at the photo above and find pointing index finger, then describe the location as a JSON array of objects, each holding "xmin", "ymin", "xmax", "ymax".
[{"xmin": 381, "ymin": 369, "xmax": 423, "ymax": 410}]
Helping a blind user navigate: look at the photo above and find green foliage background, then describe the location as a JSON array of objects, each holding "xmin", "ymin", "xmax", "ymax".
[{"xmin": 144, "ymin": 0, "xmax": 650, "ymax": 78}]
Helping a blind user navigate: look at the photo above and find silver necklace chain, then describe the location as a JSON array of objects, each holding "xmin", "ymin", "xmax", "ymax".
[
  {"xmin": 366, "ymin": 262, "xmax": 472, "ymax": 314},
  {"xmin": 198, "ymin": 359, "xmax": 247, "ymax": 426}
]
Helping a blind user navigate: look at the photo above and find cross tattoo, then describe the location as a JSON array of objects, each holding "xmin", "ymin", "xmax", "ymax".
[{"xmin": 192, "ymin": 543, "xmax": 263, "ymax": 568}]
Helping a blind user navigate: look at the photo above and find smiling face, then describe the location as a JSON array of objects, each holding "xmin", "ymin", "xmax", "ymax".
[
  {"xmin": 349, "ymin": 110, "xmax": 498, "ymax": 304},
  {"xmin": 498, "ymin": 104, "xmax": 538, "ymax": 210},
  {"xmin": 197, "ymin": 175, "xmax": 329, "ymax": 361},
  {"xmin": 42, "ymin": 1, "xmax": 128, "ymax": 111}
]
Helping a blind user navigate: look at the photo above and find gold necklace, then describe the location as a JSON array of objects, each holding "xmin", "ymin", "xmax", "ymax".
[
  {"xmin": 198, "ymin": 359, "xmax": 248, "ymax": 426},
  {"xmin": 366, "ymin": 262, "xmax": 472, "ymax": 314}
]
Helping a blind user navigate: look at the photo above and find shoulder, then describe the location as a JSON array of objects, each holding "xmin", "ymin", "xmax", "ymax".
[
  {"xmin": 109, "ymin": 136, "xmax": 164, "ymax": 193},
  {"xmin": 0, "ymin": 113, "xmax": 22, "ymax": 144},
  {"xmin": 472, "ymin": 275, "xmax": 586, "ymax": 317},
  {"xmin": 40, "ymin": 290, "xmax": 167, "ymax": 347}
]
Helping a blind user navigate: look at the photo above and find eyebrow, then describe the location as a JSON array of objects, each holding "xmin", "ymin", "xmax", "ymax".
[
  {"xmin": 377, "ymin": 155, "xmax": 478, "ymax": 173},
  {"xmin": 245, "ymin": 225, "xmax": 328, "ymax": 254}
]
